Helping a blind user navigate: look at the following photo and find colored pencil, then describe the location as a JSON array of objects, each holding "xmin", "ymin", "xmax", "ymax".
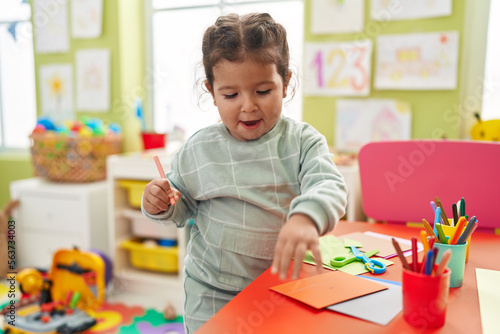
[{"xmin": 392, "ymin": 238, "xmax": 411, "ymax": 270}]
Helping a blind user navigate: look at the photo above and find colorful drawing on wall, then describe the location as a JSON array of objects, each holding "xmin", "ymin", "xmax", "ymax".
[
  {"xmin": 374, "ymin": 31, "xmax": 459, "ymax": 90},
  {"xmin": 33, "ymin": 0, "xmax": 70, "ymax": 54},
  {"xmin": 370, "ymin": 0, "xmax": 452, "ymax": 21},
  {"xmin": 310, "ymin": 0, "xmax": 364, "ymax": 34},
  {"xmin": 71, "ymin": 0, "xmax": 103, "ymax": 38},
  {"xmin": 39, "ymin": 64, "xmax": 74, "ymax": 121},
  {"xmin": 76, "ymin": 48, "xmax": 110, "ymax": 111},
  {"xmin": 335, "ymin": 98, "xmax": 412, "ymax": 152},
  {"xmin": 304, "ymin": 40, "xmax": 372, "ymax": 96}
]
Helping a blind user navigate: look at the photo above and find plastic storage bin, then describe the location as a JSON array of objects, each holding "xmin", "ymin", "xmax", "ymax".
[
  {"xmin": 121, "ymin": 239, "xmax": 178, "ymax": 273},
  {"xmin": 118, "ymin": 180, "xmax": 149, "ymax": 208}
]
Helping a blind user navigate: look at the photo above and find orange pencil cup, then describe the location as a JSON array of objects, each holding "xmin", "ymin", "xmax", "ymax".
[{"xmin": 402, "ymin": 266, "xmax": 451, "ymax": 329}]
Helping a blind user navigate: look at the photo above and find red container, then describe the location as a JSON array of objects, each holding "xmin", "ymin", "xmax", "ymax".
[
  {"xmin": 141, "ymin": 132, "xmax": 167, "ymax": 150},
  {"xmin": 402, "ymin": 266, "xmax": 451, "ymax": 329}
]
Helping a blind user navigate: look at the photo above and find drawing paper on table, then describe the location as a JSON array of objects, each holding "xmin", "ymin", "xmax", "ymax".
[
  {"xmin": 270, "ymin": 270, "xmax": 388, "ymax": 309},
  {"xmin": 476, "ymin": 268, "xmax": 500, "ymax": 334},
  {"xmin": 339, "ymin": 232, "xmax": 412, "ymax": 257},
  {"xmin": 327, "ymin": 276, "xmax": 402, "ymax": 326}
]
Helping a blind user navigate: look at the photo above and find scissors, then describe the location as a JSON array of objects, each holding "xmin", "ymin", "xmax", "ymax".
[{"xmin": 330, "ymin": 246, "xmax": 387, "ymax": 274}]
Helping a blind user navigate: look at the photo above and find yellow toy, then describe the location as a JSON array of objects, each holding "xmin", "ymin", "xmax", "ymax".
[
  {"xmin": 470, "ymin": 112, "xmax": 500, "ymax": 141},
  {"xmin": 3, "ymin": 248, "xmax": 107, "ymax": 334}
]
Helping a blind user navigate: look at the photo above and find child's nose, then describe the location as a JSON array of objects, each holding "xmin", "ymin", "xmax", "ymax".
[{"xmin": 241, "ymin": 94, "xmax": 257, "ymax": 112}]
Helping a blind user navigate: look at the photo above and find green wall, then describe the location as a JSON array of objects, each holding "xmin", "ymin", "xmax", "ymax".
[
  {"xmin": 0, "ymin": 0, "xmax": 491, "ymax": 209},
  {"xmin": 302, "ymin": 0, "xmax": 488, "ymax": 147},
  {"xmin": 0, "ymin": 0, "xmax": 144, "ymax": 208}
]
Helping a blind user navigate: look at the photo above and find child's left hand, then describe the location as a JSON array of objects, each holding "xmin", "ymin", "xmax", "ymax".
[{"xmin": 271, "ymin": 213, "xmax": 322, "ymax": 280}]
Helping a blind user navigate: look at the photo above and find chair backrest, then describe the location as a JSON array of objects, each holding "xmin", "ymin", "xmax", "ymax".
[{"xmin": 358, "ymin": 140, "xmax": 500, "ymax": 231}]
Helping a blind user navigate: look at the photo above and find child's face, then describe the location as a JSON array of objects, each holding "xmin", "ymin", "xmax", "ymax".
[{"xmin": 206, "ymin": 59, "xmax": 288, "ymax": 141}]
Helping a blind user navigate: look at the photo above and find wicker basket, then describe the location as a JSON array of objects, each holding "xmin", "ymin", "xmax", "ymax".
[{"xmin": 30, "ymin": 133, "xmax": 122, "ymax": 182}]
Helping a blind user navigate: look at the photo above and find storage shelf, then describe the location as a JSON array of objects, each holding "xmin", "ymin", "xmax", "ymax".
[{"xmin": 106, "ymin": 151, "xmax": 186, "ymax": 313}]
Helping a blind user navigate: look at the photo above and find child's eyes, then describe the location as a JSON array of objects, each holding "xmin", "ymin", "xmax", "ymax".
[{"xmin": 223, "ymin": 90, "xmax": 271, "ymax": 99}]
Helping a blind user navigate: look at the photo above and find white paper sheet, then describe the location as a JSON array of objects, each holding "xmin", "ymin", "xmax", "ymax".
[
  {"xmin": 39, "ymin": 64, "xmax": 74, "ymax": 121},
  {"xmin": 476, "ymin": 268, "xmax": 500, "ymax": 334},
  {"xmin": 371, "ymin": 0, "xmax": 452, "ymax": 21},
  {"xmin": 71, "ymin": 0, "xmax": 103, "ymax": 38},
  {"xmin": 374, "ymin": 31, "xmax": 459, "ymax": 90},
  {"xmin": 335, "ymin": 98, "xmax": 412, "ymax": 152},
  {"xmin": 76, "ymin": 48, "xmax": 110, "ymax": 111},
  {"xmin": 311, "ymin": 0, "xmax": 364, "ymax": 34},
  {"xmin": 304, "ymin": 40, "xmax": 372, "ymax": 96},
  {"xmin": 33, "ymin": 0, "xmax": 70, "ymax": 54}
]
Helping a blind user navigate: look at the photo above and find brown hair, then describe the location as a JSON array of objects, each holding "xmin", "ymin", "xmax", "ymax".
[{"xmin": 202, "ymin": 13, "xmax": 290, "ymax": 90}]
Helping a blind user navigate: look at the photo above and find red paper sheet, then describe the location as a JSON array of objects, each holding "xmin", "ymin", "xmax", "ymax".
[{"xmin": 270, "ymin": 270, "xmax": 388, "ymax": 309}]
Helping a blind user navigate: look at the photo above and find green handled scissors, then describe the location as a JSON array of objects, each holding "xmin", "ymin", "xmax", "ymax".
[{"xmin": 330, "ymin": 246, "xmax": 387, "ymax": 274}]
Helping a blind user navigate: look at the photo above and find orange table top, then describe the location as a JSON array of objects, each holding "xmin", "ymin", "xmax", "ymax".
[{"xmin": 197, "ymin": 221, "xmax": 500, "ymax": 333}]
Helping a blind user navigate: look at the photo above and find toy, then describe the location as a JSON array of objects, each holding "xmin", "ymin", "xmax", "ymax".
[
  {"xmin": 2, "ymin": 247, "xmax": 108, "ymax": 334},
  {"xmin": 470, "ymin": 112, "xmax": 500, "ymax": 141}
]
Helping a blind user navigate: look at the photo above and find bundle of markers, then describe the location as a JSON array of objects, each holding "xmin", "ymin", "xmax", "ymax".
[
  {"xmin": 392, "ymin": 237, "xmax": 451, "ymax": 276},
  {"xmin": 423, "ymin": 196, "xmax": 478, "ymax": 246},
  {"xmin": 392, "ymin": 197, "xmax": 478, "ymax": 276}
]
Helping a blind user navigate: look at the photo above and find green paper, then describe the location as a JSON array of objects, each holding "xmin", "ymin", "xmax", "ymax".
[{"xmin": 304, "ymin": 235, "xmax": 393, "ymax": 275}]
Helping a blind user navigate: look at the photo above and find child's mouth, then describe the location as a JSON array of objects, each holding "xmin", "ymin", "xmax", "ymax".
[{"xmin": 241, "ymin": 120, "xmax": 261, "ymax": 129}]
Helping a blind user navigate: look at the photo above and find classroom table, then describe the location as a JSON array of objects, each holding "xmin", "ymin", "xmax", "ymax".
[{"xmin": 197, "ymin": 221, "xmax": 500, "ymax": 333}]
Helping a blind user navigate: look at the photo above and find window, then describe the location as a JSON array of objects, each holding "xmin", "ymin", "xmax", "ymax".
[
  {"xmin": 0, "ymin": 0, "xmax": 36, "ymax": 149},
  {"xmin": 481, "ymin": 0, "xmax": 500, "ymax": 120},
  {"xmin": 147, "ymin": 0, "xmax": 304, "ymax": 138}
]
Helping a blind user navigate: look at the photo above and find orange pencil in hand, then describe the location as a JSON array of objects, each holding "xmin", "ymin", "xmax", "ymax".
[{"xmin": 154, "ymin": 155, "xmax": 176, "ymax": 206}]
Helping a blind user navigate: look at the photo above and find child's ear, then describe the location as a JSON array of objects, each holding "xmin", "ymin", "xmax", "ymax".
[
  {"xmin": 205, "ymin": 81, "xmax": 217, "ymax": 106},
  {"xmin": 283, "ymin": 71, "xmax": 292, "ymax": 98}
]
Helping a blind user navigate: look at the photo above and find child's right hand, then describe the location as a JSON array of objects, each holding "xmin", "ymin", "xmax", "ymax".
[{"xmin": 142, "ymin": 178, "xmax": 181, "ymax": 214}]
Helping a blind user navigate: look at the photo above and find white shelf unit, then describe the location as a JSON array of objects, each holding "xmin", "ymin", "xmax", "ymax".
[
  {"xmin": 9, "ymin": 178, "xmax": 109, "ymax": 269},
  {"xmin": 106, "ymin": 150, "xmax": 187, "ymax": 312}
]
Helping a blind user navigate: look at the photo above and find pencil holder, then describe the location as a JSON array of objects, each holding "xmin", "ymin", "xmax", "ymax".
[
  {"xmin": 433, "ymin": 242, "xmax": 467, "ymax": 288},
  {"xmin": 402, "ymin": 266, "xmax": 451, "ymax": 329},
  {"xmin": 437, "ymin": 221, "xmax": 471, "ymax": 262}
]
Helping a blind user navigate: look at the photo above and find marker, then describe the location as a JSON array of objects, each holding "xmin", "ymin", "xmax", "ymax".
[
  {"xmin": 411, "ymin": 237, "xmax": 418, "ymax": 272},
  {"xmin": 420, "ymin": 230, "xmax": 430, "ymax": 254},
  {"xmin": 435, "ymin": 197, "xmax": 449, "ymax": 226},
  {"xmin": 431, "ymin": 247, "xmax": 439, "ymax": 275},
  {"xmin": 154, "ymin": 155, "xmax": 176, "ymax": 206},
  {"xmin": 434, "ymin": 207, "xmax": 441, "ymax": 227},
  {"xmin": 422, "ymin": 219, "xmax": 438, "ymax": 240},
  {"xmin": 452, "ymin": 203, "xmax": 459, "ymax": 226},
  {"xmin": 457, "ymin": 216, "xmax": 478, "ymax": 244},
  {"xmin": 430, "ymin": 201, "xmax": 443, "ymax": 224},
  {"xmin": 392, "ymin": 238, "xmax": 411, "ymax": 271},
  {"xmin": 460, "ymin": 197, "xmax": 466, "ymax": 217},
  {"xmin": 435, "ymin": 249, "xmax": 452, "ymax": 276},
  {"xmin": 448, "ymin": 217, "xmax": 466, "ymax": 245},
  {"xmin": 420, "ymin": 251, "xmax": 428, "ymax": 273},
  {"xmin": 424, "ymin": 250, "xmax": 434, "ymax": 275},
  {"xmin": 428, "ymin": 236, "xmax": 436, "ymax": 249},
  {"xmin": 435, "ymin": 223, "xmax": 448, "ymax": 244}
]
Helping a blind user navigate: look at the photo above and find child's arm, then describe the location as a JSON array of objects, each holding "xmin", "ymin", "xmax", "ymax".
[{"xmin": 271, "ymin": 213, "xmax": 322, "ymax": 280}]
